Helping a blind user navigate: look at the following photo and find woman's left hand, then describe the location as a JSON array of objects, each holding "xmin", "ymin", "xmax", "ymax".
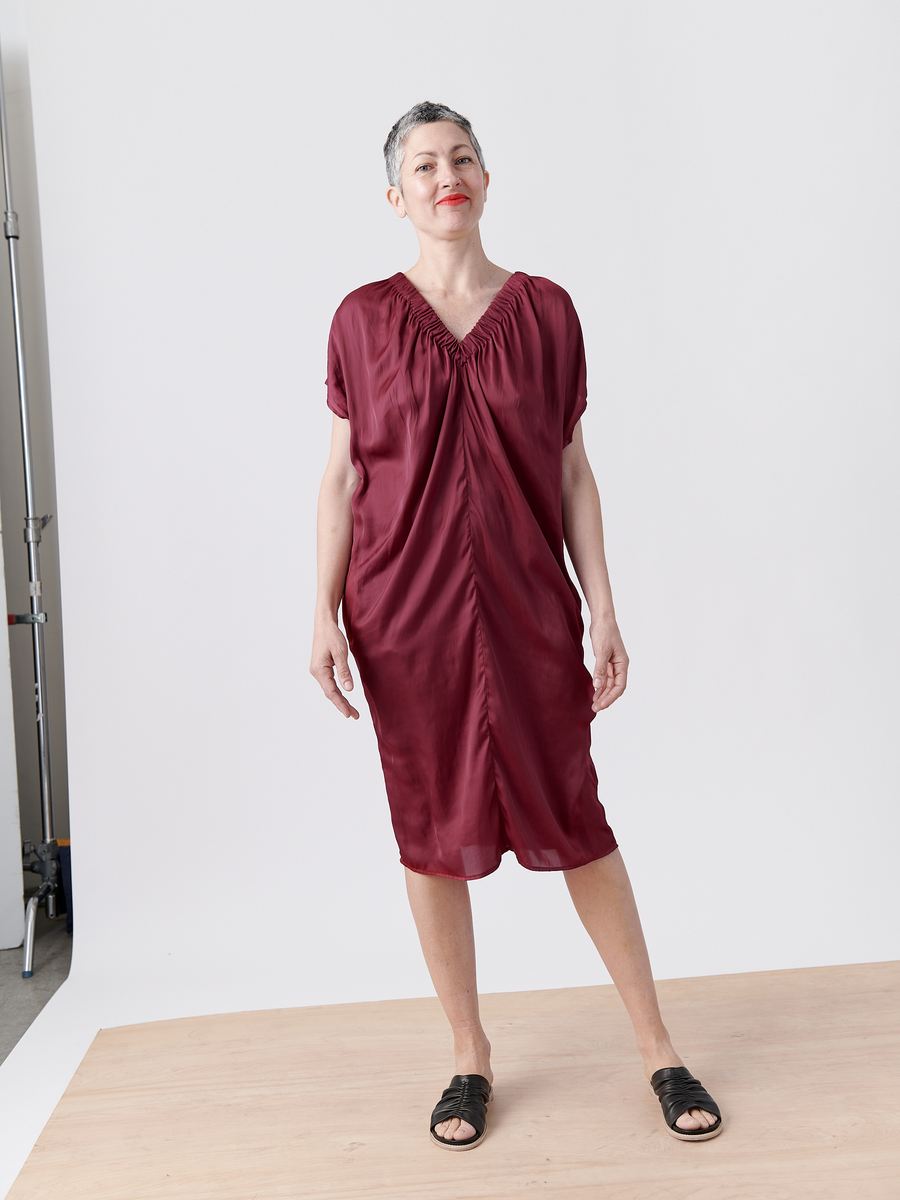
[{"xmin": 590, "ymin": 618, "xmax": 629, "ymax": 712}]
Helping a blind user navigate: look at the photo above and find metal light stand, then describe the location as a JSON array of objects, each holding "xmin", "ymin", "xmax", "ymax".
[{"xmin": 0, "ymin": 40, "xmax": 60, "ymax": 978}]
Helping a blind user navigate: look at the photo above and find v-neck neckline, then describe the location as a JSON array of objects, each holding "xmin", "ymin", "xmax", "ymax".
[{"xmin": 390, "ymin": 271, "xmax": 526, "ymax": 362}]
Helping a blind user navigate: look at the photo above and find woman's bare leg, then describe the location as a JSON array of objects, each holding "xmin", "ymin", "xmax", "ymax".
[
  {"xmin": 564, "ymin": 849, "xmax": 717, "ymax": 1131},
  {"xmin": 404, "ymin": 867, "xmax": 493, "ymax": 1141}
]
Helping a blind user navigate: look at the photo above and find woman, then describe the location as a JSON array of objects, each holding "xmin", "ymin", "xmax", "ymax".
[{"xmin": 311, "ymin": 101, "xmax": 722, "ymax": 1150}]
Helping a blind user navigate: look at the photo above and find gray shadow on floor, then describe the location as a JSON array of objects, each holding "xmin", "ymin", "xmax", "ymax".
[{"xmin": 0, "ymin": 901, "xmax": 72, "ymax": 1066}]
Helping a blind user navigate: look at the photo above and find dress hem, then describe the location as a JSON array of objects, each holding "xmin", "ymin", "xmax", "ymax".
[{"xmin": 399, "ymin": 842, "xmax": 618, "ymax": 883}]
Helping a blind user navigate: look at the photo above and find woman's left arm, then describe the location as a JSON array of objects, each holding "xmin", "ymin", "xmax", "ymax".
[{"xmin": 561, "ymin": 420, "xmax": 629, "ymax": 712}]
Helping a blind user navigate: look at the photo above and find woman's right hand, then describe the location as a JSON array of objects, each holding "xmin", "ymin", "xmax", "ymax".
[{"xmin": 310, "ymin": 617, "xmax": 360, "ymax": 719}]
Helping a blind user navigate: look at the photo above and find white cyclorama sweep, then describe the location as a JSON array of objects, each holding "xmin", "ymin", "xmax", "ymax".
[{"xmin": 1, "ymin": 0, "xmax": 898, "ymax": 1189}]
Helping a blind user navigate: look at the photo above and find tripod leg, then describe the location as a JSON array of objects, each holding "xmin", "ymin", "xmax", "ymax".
[{"xmin": 22, "ymin": 882, "xmax": 52, "ymax": 978}]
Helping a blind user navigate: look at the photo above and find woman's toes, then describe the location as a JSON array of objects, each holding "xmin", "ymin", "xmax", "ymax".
[
  {"xmin": 434, "ymin": 1117, "xmax": 476, "ymax": 1141},
  {"xmin": 675, "ymin": 1107, "xmax": 716, "ymax": 1131},
  {"xmin": 675, "ymin": 1109, "xmax": 702, "ymax": 1131}
]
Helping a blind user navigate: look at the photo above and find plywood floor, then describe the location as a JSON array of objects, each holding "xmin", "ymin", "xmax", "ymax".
[{"xmin": 7, "ymin": 961, "xmax": 898, "ymax": 1199}]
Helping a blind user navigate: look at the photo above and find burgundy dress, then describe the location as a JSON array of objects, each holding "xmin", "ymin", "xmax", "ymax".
[{"xmin": 326, "ymin": 271, "xmax": 617, "ymax": 880}]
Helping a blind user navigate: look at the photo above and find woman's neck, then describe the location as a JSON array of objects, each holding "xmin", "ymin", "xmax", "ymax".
[{"xmin": 405, "ymin": 229, "xmax": 507, "ymax": 298}]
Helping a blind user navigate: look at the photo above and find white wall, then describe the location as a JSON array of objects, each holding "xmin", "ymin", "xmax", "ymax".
[
  {"xmin": 0, "ymin": 501, "xmax": 23, "ymax": 948},
  {"xmin": 1, "ymin": 0, "xmax": 898, "ymax": 1190},
  {"xmin": 0, "ymin": 30, "xmax": 24, "ymax": 951}
]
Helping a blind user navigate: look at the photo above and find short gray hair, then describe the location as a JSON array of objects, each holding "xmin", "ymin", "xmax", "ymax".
[{"xmin": 384, "ymin": 101, "xmax": 486, "ymax": 191}]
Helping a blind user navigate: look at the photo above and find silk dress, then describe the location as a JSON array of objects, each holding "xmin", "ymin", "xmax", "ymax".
[{"xmin": 326, "ymin": 271, "xmax": 617, "ymax": 880}]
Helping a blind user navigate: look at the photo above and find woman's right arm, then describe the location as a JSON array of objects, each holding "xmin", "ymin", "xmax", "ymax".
[{"xmin": 310, "ymin": 415, "xmax": 361, "ymax": 719}]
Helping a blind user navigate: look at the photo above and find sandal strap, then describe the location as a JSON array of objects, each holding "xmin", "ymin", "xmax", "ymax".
[
  {"xmin": 430, "ymin": 1074, "xmax": 492, "ymax": 1140},
  {"xmin": 650, "ymin": 1066, "xmax": 721, "ymax": 1132}
]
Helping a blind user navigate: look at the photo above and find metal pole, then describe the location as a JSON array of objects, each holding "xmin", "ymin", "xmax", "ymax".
[{"xmin": 0, "ymin": 38, "xmax": 59, "ymax": 961}]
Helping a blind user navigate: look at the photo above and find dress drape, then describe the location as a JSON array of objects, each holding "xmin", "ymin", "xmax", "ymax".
[{"xmin": 326, "ymin": 271, "xmax": 617, "ymax": 880}]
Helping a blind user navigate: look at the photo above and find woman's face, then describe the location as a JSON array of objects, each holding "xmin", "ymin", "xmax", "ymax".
[{"xmin": 387, "ymin": 120, "xmax": 489, "ymax": 238}]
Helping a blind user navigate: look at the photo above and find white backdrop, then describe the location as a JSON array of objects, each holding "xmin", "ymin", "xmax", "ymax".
[
  {"xmin": 0, "ymin": 518, "xmax": 23, "ymax": 948},
  {"xmin": 2, "ymin": 0, "xmax": 899, "ymax": 1189}
]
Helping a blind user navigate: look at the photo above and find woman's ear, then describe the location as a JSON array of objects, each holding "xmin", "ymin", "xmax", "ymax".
[
  {"xmin": 386, "ymin": 186, "xmax": 406, "ymax": 219},
  {"xmin": 483, "ymin": 170, "xmax": 490, "ymax": 202}
]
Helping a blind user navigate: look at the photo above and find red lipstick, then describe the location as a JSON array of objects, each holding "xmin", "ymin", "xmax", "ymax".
[{"xmin": 437, "ymin": 194, "xmax": 469, "ymax": 206}]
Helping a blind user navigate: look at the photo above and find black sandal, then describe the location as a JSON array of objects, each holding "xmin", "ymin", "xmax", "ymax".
[
  {"xmin": 650, "ymin": 1066, "xmax": 723, "ymax": 1141},
  {"xmin": 429, "ymin": 1073, "xmax": 492, "ymax": 1150}
]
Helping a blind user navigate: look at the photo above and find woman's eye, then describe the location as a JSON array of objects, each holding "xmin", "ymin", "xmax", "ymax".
[
  {"xmin": 415, "ymin": 163, "xmax": 432, "ymax": 172},
  {"xmin": 456, "ymin": 157, "xmax": 472, "ymax": 165}
]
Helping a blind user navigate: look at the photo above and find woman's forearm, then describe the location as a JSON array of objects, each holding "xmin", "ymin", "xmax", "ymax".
[
  {"xmin": 315, "ymin": 472, "xmax": 355, "ymax": 622},
  {"xmin": 561, "ymin": 428, "xmax": 617, "ymax": 624},
  {"xmin": 315, "ymin": 416, "xmax": 359, "ymax": 624},
  {"xmin": 562, "ymin": 422, "xmax": 629, "ymax": 709},
  {"xmin": 311, "ymin": 417, "xmax": 361, "ymax": 719}
]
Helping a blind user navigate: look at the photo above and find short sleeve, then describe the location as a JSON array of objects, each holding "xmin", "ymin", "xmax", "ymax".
[
  {"xmin": 562, "ymin": 299, "xmax": 588, "ymax": 446},
  {"xmin": 325, "ymin": 320, "xmax": 349, "ymax": 420}
]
